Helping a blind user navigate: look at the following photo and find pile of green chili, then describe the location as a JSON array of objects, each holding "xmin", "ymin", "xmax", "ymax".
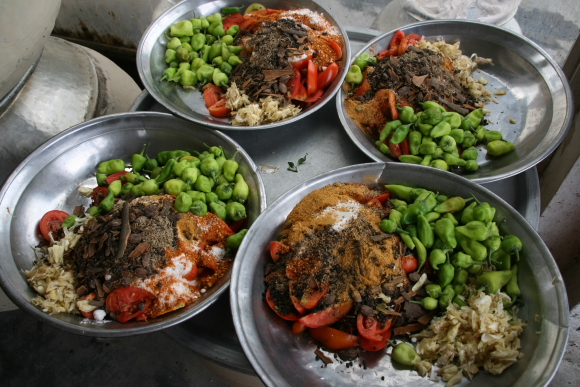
[{"xmin": 381, "ymin": 183, "xmax": 522, "ymax": 313}]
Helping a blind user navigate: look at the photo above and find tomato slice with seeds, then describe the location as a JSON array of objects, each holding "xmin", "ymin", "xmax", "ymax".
[
  {"xmin": 354, "ymin": 79, "xmax": 372, "ymax": 97},
  {"xmin": 389, "ymin": 30, "xmax": 406, "ymax": 49},
  {"xmin": 298, "ymin": 299, "xmax": 353, "ymax": 328},
  {"xmin": 203, "ymin": 84, "xmax": 222, "ymax": 108},
  {"xmin": 291, "ymin": 54, "xmax": 313, "ymax": 71},
  {"xmin": 208, "ymin": 99, "xmax": 231, "ymax": 117},
  {"xmin": 292, "ymin": 321, "xmax": 307, "ymax": 334},
  {"xmin": 39, "ymin": 210, "xmax": 70, "ymax": 241},
  {"xmin": 366, "ymin": 192, "xmax": 391, "ymax": 207},
  {"xmin": 317, "ymin": 62, "xmax": 339, "ymax": 90},
  {"xmin": 184, "ymin": 263, "xmax": 198, "ymax": 281},
  {"xmin": 306, "ymin": 60, "xmax": 318, "ymax": 96},
  {"xmin": 310, "ymin": 327, "xmax": 359, "ymax": 350},
  {"xmin": 91, "ymin": 186, "xmax": 108, "ymax": 207},
  {"xmin": 357, "ymin": 314, "xmax": 383, "ymax": 342},
  {"xmin": 300, "ymin": 286, "xmax": 329, "ymax": 310},
  {"xmin": 323, "ymin": 38, "xmax": 342, "ymax": 60},
  {"xmin": 359, "ymin": 328, "xmax": 392, "ymax": 351},
  {"xmin": 79, "ymin": 292, "xmax": 97, "ymax": 319},
  {"xmin": 401, "ymin": 137, "xmax": 411, "ymax": 156},
  {"xmin": 270, "ymin": 241, "xmax": 290, "ymax": 262},
  {"xmin": 106, "ymin": 287, "xmax": 156, "ymax": 323},
  {"xmin": 105, "ymin": 171, "xmax": 128, "ymax": 185},
  {"xmin": 265, "ymin": 289, "xmax": 300, "ymax": 321},
  {"xmin": 222, "ymin": 13, "xmax": 244, "ymax": 31},
  {"xmin": 304, "ymin": 89, "xmax": 323, "ymax": 103}
]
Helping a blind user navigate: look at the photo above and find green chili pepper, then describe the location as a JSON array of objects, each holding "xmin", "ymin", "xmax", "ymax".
[
  {"xmin": 226, "ymin": 201, "xmax": 247, "ymax": 222},
  {"xmin": 205, "ymin": 34, "xmax": 217, "ymax": 45},
  {"xmin": 501, "ymin": 235, "xmax": 523, "ymax": 261},
  {"xmin": 398, "ymin": 106, "xmax": 417, "ymax": 124},
  {"xmin": 376, "ymin": 141, "xmax": 392, "ymax": 156},
  {"xmin": 473, "ymin": 200, "xmax": 495, "ymax": 223},
  {"xmin": 154, "ymin": 158, "xmax": 177, "ymax": 184},
  {"xmin": 484, "ymin": 130, "xmax": 503, "ymax": 142},
  {"xmin": 385, "ymin": 184, "xmax": 413, "ymax": 202},
  {"xmin": 461, "ymin": 131, "xmax": 477, "ymax": 148},
  {"xmin": 444, "ymin": 153, "xmax": 466, "ymax": 167},
  {"xmin": 190, "ymin": 200, "xmax": 208, "ymax": 216},
  {"xmin": 425, "ymin": 284, "xmax": 442, "ymax": 298},
  {"xmin": 406, "ymin": 224, "xmax": 418, "ymax": 239},
  {"xmin": 456, "ymin": 221, "xmax": 489, "ymax": 241},
  {"xmin": 461, "ymin": 202, "xmax": 477, "ymax": 224},
  {"xmin": 98, "ymin": 190, "xmax": 115, "ymax": 213},
  {"xmin": 157, "ymin": 150, "xmax": 191, "ymax": 166},
  {"xmin": 170, "ymin": 20, "xmax": 194, "ymax": 37},
  {"xmin": 438, "ymin": 253, "xmax": 455, "ymax": 289},
  {"xmin": 180, "ymin": 70, "xmax": 198, "ymax": 87},
  {"xmin": 165, "ymin": 49, "xmax": 177, "ymax": 64},
  {"xmin": 453, "ymin": 283, "xmax": 465, "ymax": 296},
  {"xmin": 220, "ymin": 62, "xmax": 233, "ymax": 75},
  {"xmin": 120, "ymin": 182, "xmax": 134, "ymax": 196},
  {"xmin": 346, "ymin": 64, "xmax": 363, "ymax": 85},
  {"xmin": 194, "ymin": 175, "xmax": 212, "ymax": 193},
  {"xmin": 209, "ymin": 201, "xmax": 227, "ymax": 221},
  {"xmin": 221, "ymin": 5, "xmax": 245, "ymax": 14},
  {"xmin": 491, "ymin": 248, "xmax": 511, "ymax": 270},
  {"xmin": 130, "ymin": 183, "xmax": 144, "ymax": 197},
  {"xmin": 215, "ymin": 183, "xmax": 233, "ymax": 201},
  {"xmin": 417, "ymin": 122, "xmax": 433, "ymax": 137},
  {"xmin": 199, "ymin": 16, "xmax": 210, "ymax": 29},
  {"xmin": 452, "ymin": 251, "xmax": 485, "ymax": 268},
  {"xmin": 190, "ymin": 18, "xmax": 202, "ymax": 33},
  {"xmin": 200, "ymin": 154, "xmax": 220, "ymax": 180},
  {"xmin": 412, "ymin": 237, "xmax": 427, "ymax": 271},
  {"xmin": 228, "ymin": 55, "xmax": 243, "ymax": 67},
  {"xmin": 98, "ymin": 159, "xmax": 126, "ymax": 175},
  {"xmin": 411, "ymin": 296, "xmax": 438, "ymax": 310},
  {"xmin": 461, "ymin": 147, "xmax": 478, "ymax": 161},
  {"xmin": 380, "ymin": 120, "xmax": 402, "ymax": 142},
  {"xmin": 438, "ymin": 284, "xmax": 455, "ymax": 310},
  {"xmin": 420, "ymin": 107, "xmax": 443, "ymax": 126},
  {"xmin": 179, "ymin": 36, "xmax": 191, "ymax": 43},
  {"xmin": 433, "ymin": 196, "xmax": 466, "ymax": 213},
  {"xmin": 408, "ymin": 131, "xmax": 422, "ymax": 155},
  {"xmin": 423, "ymin": 212, "xmax": 440, "ymax": 222},
  {"xmin": 186, "ymin": 190, "xmax": 206, "ymax": 203},
  {"xmin": 429, "ymin": 159, "xmax": 449, "ymax": 171},
  {"xmin": 477, "ymin": 270, "xmax": 512, "ymax": 294},
  {"xmin": 225, "ymin": 25, "xmax": 239, "ymax": 37},
  {"xmin": 442, "ymin": 213, "xmax": 458, "ymax": 227},
  {"xmin": 167, "ymin": 37, "xmax": 182, "ymax": 50},
  {"xmin": 86, "ymin": 206, "xmax": 101, "ymax": 217},
  {"xmin": 220, "ymin": 34, "xmax": 234, "ymax": 47},
  {"xmin": 196, "ymin": 64, "xmax": 215, "ymax": 85},
  {"xmin": 379, "ymin": 219, "xmax": 407, "ymax": 234},
  {"xmin": 213, "ymin": 68, "xmax": 229, "ymax": 87},
  {"xmin": 226, "ymin": 229, "xmax": 248, "ymax": 253},
  {"xmin": 228, "ymin": 45, "xmax": 243, "ymax": 55},
  {"xmin": 201, "ymin": 45, "xmax": 211, "ymax": 63},
  {"xmin": 206, "ymin": 13, "xmax": 222, "ymax": 24},
  {"xmin": 62, "ymin": 215, "xmax": 78, "ymax": 229},
  {"xmin": 418, "ymin": 142, "xmax": 437, "ymax": 155},
  {"xmin": 163, "ymin": 178, "xmax": 187, "ymax": 195},
  {"xmin": 107, "ymin": 180, "xmax": 121, "ymax": 197},
  {"xmin": 420, "ymin": 155, "xmax": 432, "ymax": 166},
  {"xmin": 399, "ymin": 155, "xmax": 423, "ymax": 164},
  {"xmin": 389, "ymin": 208, "xmax": 403, "ymax": 225},
  {"xmin": 175, "ymin": 46, "xmax": 191, "ymax": 62},
  {"xmin": 390, "ymin": 342, "xmax": 418, "ymax": 366},
  {"xmin": 487, "ymin": 141, "xmax": 515, "ymax": 157},
  {"xmin": 439, "ymin": 135, "xmax": 456, "ymax": 153},
  {"xmin": 456, "ymin": 232, "xmax": 487, "ymax": 261},
  {"xmin": 208, "ymin": 42, "xmax": 222, "ymax": 62},
  {"xmin": 401, "ymin": 202, "xmax": 427, "ymax": 226},
  {"xmin": 434, "ymin": 218, "xmax": 457, "ymax": 249},
  {"xmin": 453, "ymin": 268, "xmax": 468, "ymax": 286},
  {"xmin": 465, "ymin": 160, "xmax": 479, "ymax": 172},
  {"xmin": 400, "ymin": 232, "xmax": 415, "ymax": 250},
  {"xmin": 222, "ymin": 153, "xmax": 239, "ymax": 182},
  {"xmin": 506, "ymin": 264, "xmax": 521, "ymax": 300},
  {"xmin": 430, "ymin": 121, "xmax": 452, "ymax": 139},
  {"xmin": 460, "ymin": 108, "xmax": 484, "ymax": 130},
  {"xmin": 96, "ymin": 173, "xmax": 108, "ymax": 186},
  {"xmin": 232, "ymin": 173, "xmax": 249, "ymax": 203},
  {"xmin": 416, "ymin": 215, "xmax": 434, "ymax": 249},
  {"xmin": 473, "ymin": 125, "xmax": 486, "ymax": 142},
  {"xmin": 442, "ymin": 112, "xmax": 462, "ymax": 129},
  {"xmin": 181, "ymin": 167, "xmax": 200, "ymax": 184},
  {"xmin": 174, "ymin": 192, "xmax": 193, "ymax": 213},
  {"xmin": 453, "ymin": 296, "xmax": 467, "ymax": 307},
  {"xmin": 353, "ymin": 53, "xmax": 375, "ymax": 71},
  {"xmin": 191, "ymin": 58, "xmax": 205, "ymax": 72},
  {"xmin": 466, "ymin": 264, "xmax": 482, "ymax": 275},
  {"xmin": 428, "ymin": 249, "xmax": 446, "ymax": 270},
  {"xmin": 420, "ymin": 101, "xmax": 446, "ymax": 113}
]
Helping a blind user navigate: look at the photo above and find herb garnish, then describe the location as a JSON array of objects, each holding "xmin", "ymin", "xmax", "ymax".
[{"xmin": 287, "ymin": 153, "xmax": 308, "ymax": 172}]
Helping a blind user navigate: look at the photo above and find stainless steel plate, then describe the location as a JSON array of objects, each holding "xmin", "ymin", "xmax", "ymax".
[
  {"xmin": 231, "ymin": 163, "xmax": 568, "ymax": 386},
  {"xmin": 337, "ymin": 20, "xmax": 573, "ymax": 184},
  {"xmin": 0, "ymin": 112, "xmax": 266, "ymax": 337},
  {"xmin": 137, "ymin": 0, "xmax": 350, "ymax": 131}
]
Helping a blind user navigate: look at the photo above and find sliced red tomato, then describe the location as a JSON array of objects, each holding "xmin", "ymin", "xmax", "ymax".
[
  {"xmin": 105, "ymin": 171, "xmax": 128, "ymax": 185},
  {"xmin": 292, "ymin": 321, "xmax": 307, "ymax": 334},
  {"xmin": 359, "ymin": 328, "xmax": 392, "ymax": 351},
  {"xmin": 376, "ymin": 319, "xmax": 393, "ymax": 335},
  {"xmin": 287, "ymin": 70, "xmax": 308, "ymax": 101},
  {"xmin": 184, "ymin": 263, "xmax": 198, "ymax": 281},
  {"xmin": 304, "ymin": 89, "xmax": 323, "ymax": 103},
  {"xmin": 398, "ymin": 36, "xmax": 410, "ymax": 56},
  {"xmin": 324, "ymin": 38, "xmax": 342, "ymax": 60},
  {"xmin": 389, "ymin": 30, "xmax": 406, "ymax": 49},
  {"xmin": 306, "ymin": 60, "xmax": 318, "ymax": 96},
  {"xmin": 203, "ymin": 84, "xmax": 222, "ymax": 108},
  {"xmin": 80, "ymin": 292, "xmax": 97, "ymax": 319},
  {"xmin": 355, "ymin": 79, "xmax": 372, "ymax": 97},
  {"xmin": 227, "ymin": 219, "xmax": 246, "ymax": 233},
  {"xmin": 265, "ymin": 289, "xmax": 300, "ymax": 321},
  {"xmin": 357, "ymin": 314, "xmax": 383, "ymax": 342},
  {"xmin": 290, "ymin": 294, "xmax": 307, "ymax": 315},
  {"xmin": 239, "ymin": 18, "xmax": 258, "ymax": 31},
  {"xmin": 401, "ymin": 137, "xmax": 411, "ymax": 155},
  {"xmin": 291, "ymin": 54, "xmax": 313, "ymax": 70},
  {"xmin": 317, "ymin": 62, "xmax": 339, "ymax": 90},
  {"xmin": 208, "ymin": 99, "xmax": 231, "ymax": 117},
  {"xmin": 300, "ymin": 286, "xmax": 329, "ymax": 310},
  {"xmin": 366, "ymin": 192, "xmax": 391, "ymax": 207},
  {"xmin": 299, "ymin": 299, "xmax": 353, "ymax": 328},
  {"xmin": 270, "ymin": 241, "xmax": 290, "ymax": 262},
  {"xmin": 401, "ymin": 254, "xmax": 419, "ymax": 273},
  {"xmin": 39, "ymin": 210, "xmax": 70, "ymax": 241},
  {"xmin": 222, "ymin": 13, "xmax": 244, "ymax": 31},
  {"xmin": 106, "ymin": 287, "xmax": 156, "ymax": 323},
  {"xmin": 387, "ymin": 133, "xmax": 402, "ymax": 158},
  {"xmin": 376, "ymin": 47, "xmax": 398, "ymax": 61},
  {"xmin": 406, "ymin": 33, "xmax": 421, "ymax": 41},
  {"xmin": 310, "ymin": 327, "xmax": 359, "ymax": 350},
  {"xmin": 91, "ymin": 186, "xmax": 108, "ymax": 207}
]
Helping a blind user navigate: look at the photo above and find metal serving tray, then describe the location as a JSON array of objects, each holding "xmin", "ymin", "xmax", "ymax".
[{"xmin": 130, "ymin": 28, "xmax": 541, "ymax": 375}]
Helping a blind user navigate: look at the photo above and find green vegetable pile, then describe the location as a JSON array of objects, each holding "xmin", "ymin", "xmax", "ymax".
[
  {"xmin": 89, "ymin": 145, "xmax": 251, "ymax": 245},
  {"xmin": 381, "ymin": 184, "xmax": 523, "ymax": 311},
  {"xmin": 161, "ymin": 11, "xmax": 245, "ymax": 88}
]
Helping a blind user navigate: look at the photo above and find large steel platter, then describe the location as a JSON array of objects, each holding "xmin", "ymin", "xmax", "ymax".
[{"xmin": 231, "ymin": 162, "xmax": 568, "ymax": 387}]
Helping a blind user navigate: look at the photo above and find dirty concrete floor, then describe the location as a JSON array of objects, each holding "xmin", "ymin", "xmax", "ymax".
[{"xmin": 1, "ymin": 1, "xmax": 580, "ymax": 386}]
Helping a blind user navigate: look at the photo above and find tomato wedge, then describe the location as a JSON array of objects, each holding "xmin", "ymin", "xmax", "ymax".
[
  {"xmin": 401, "ymin": 137, "xmax": 411, "ymax": 156},
  {"xmin": 292, "ymin": 321, "xmax": 307, "ymax": 334},
  {"xmin": 270, "ymin": 241, "xmax": 290, "ymax": 262},
  {"xmin": 223, "ymin": 13, "xmax": 244, "ymax": 31},
  {"xmin": 355, "ymin": 79, "xmax": 372, "ymax": 97},
  {"xmin": 376, "ymin": 47, "xmax": 398, "ymax": 60},
  {"xmin": 106, "ymin": 287, "xmax": 156, "ymax": 323},
  {"xmin": 299, "ymin": 299, "xmax": 353, "ymax": 328},
  {"xmin": 304, "ymin": 89, "xmax": 323, "ymax": 103},
  {"xmin": 287, "ymin": 70, "xmax": 308, "ymax": 101},
  {"xmin": 184, "ymin": 263, "xmax": 198, "ymax": 281},
  {"xmin": 360, "ymin": 328, "xmax": 392, "ymax": 351},
  {"xmin": 306, "ymin": 60, "xmax": 318, "ymax": 96},
  {"xmin": 401, "ymin": 254, "xmax": 419, "ymax": 273},
  {"xmin": 300, "ymin": 286, "xmax": 329, "ymax": 310},
  {"xmin": 366, "ymin": 192, "xmax": 391, "ymax": 207},
  {"xmin": 291, "ymin": 54, "xmax": 313, "ymax": 71},
  {"xmin": 91, "ymin": 186, "xmax": 108, "ymax": 207},
  {"xmin": 105, "ymin": 171, "xmax": 128, "ymax": 185},
  {"xmin": 39, "ymin": 210, "xmax": 70, "ymax": 241},
  {"xmin": 310, "ymin": 327, "xmax": 359, "ymax": 350},
  {"xmin": 387, "ymin": 133, "xmax": 402, "ymax": 158},
  {"xmin": 79, "ymin": 292, "xmax": 97, "ymax": 319},
  {"xmin": 265, "ymin": 289, "xmax": 300, "ymax": 321},
  {"xmin": 317, "ymin": 62, "xmax": 338, "ymax": 90},
  {"xmin": 203, "ymin": 84, "xmax": 222, "ymax": 108},
  {"xmin": 389, "ymin": 30, "xmax": 405, "ymax": 49},
  {"xmin": 398, "ymin": 36, "xmax": 410, "ymax": 56},
  {"xmin": 227, "ymin": 219, "xmax": 246, "ymax": 233},
  {"xmin": 323, "ymin": 38, "xmax": 342, "ymax": 60},
  {"xmin": 357, "ymin": 314, "xmax": 383, "ymax": 342},
  {"xmin": 208, "ymin": 99, "xmax": 231, "ymax": 117}
]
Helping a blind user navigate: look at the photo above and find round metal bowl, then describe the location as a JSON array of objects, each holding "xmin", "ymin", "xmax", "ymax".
[
  {"xmin": 0, "ymin": 112, "xmax": 266, "ymax": 337},
  {"xmin": 231, "ymin": 162, "xmax": 568, "ymax": 387},
  {"xmin": 337, "ymin": 20, "xmax": 573, "ymax": 184},
  {"xmin": 137, "ymin": 0, "xmax": 350, "ymax": 131}
]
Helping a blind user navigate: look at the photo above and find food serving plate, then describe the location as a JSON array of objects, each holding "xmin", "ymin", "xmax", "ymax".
[
  {"xmin": 137, "ymin": 0, "xmax": 351, "ymax": 131},
  {"xmin": 337, "ymin": 20, "xmax": 573, "ymax": 184},
  {"xmin": 231, "ymin": 162, "xmax": 568, "ymax": 386},
  {"xmin": 0, "ymin": 112, "xmax": 266, "ymax": 337}
]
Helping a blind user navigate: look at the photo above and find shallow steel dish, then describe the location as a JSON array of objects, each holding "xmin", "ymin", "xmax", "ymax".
[
  {"xmin": 137, "ymin": 0, "xmax": 350, "ymax": 131},
  {"xmin": 0, "ymin": 112, "xmax": 266, "ymax": 337},
  {"xmin": 337, "ymin": 20, "xmax": 573, "ymax": 184},
  {"xmin": 231, "ymin": 162, "xmax": 568, "ymax": 387}
]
